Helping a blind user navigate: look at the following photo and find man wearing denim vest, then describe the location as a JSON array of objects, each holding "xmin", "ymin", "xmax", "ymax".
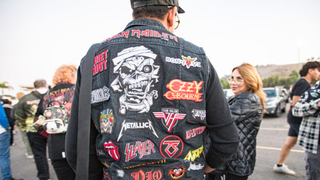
[{"xmin": 66, "ymin": 0, "xmax": 239, "ymax": 179}]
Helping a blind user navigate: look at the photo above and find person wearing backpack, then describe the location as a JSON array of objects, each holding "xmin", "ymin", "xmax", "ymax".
[{"xmin": 34, "ymin": 64, "xmax": 77, "ymax": 180}]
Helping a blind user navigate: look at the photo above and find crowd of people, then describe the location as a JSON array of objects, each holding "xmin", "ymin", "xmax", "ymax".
[{"xmin": 1, "ymin": 1, "xmax": 320, "ymax": 180}]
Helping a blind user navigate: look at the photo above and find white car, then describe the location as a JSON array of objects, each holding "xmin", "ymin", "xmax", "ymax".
[{"xmin": 223, "ymin": 89, "xmax": 235, "ymax": 99}]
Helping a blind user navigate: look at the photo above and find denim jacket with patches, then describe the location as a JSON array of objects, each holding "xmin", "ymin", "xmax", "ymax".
[{"xmin": 66, "ymin": 18, "xmax": 239, "ymax": 180}]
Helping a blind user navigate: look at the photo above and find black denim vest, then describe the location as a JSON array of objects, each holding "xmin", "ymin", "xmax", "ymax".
[{"xmin": 86, "ymin": 18, "xmax": 211, "ymax": 179}]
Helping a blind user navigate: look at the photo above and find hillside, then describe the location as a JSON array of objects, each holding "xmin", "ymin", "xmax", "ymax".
[{"xmin": 255, "ymin": 63, "xmax": 304, "ymax": 79}]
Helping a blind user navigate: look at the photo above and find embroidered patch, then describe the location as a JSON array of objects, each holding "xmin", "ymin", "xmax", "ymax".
[
  {"xmin": 186, "ymin": 126, "xmax": 206, "ymax": 140},
  {"xmin": 160, "ymin": 135, "xmax": 183, "ymax": 158},
  {"xmin": 125, "ymin": 140, "xmax": 156, "ymax": 162},
  {"xmin": 93, "ymin": 49, "xmax": 108, "ymax": 76},
  {"xmin": 100, "ymin": 109, "xmax": 114, "ymax": 134},
  {"xmin": 168, "ymin": 166, "xmax": 185, "ymax": 179},
  {"xmin": 153, "ymin": 108, "xmax": 186, "ymax": 132},
  {"xmin": 91, "ymin": 86, "xmax": 110, "ymax": 104},
  {"xmin": 103, "ymin": 171, "xmax": 111, "ymax": 180},
  {"xmin": 111, "ymin": 46, "xmax": 160, "ymax": 114},
  {"xmin": 163, "ymin": 79, "xmax": 204, "ymax": 102},
  {"xmin": 117, "ymin": 119, "xmax": 159, "ymax": 142},
  {"xmin": 188, "ymin": 162, "xmax": 204, "ymax": 171},
  {"xmin": 191, "ymin": 109, "xmax": 206, "ymax": 120},
  {"xmin": 104, "ymin": 141, "xmax": 120, "ymax": 161},
  {"xmin": 124, "ymin": 159, "xmax": 167, "ymax": 170},
  {"xmin": 131, "ymin": 169, "xmax": 163, "ymax": 180},
  {"xmin": 184, "ymin": 145, "xmax": 203, "ymax": 162},
  {"xmin": 165, "ymin": 56, "xmax": 201, "ymax": 69}
]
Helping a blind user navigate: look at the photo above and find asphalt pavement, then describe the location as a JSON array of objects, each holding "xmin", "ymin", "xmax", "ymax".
[{"xmin": 1, "ymin": 103, "xmax": 305, "ymax": 180}]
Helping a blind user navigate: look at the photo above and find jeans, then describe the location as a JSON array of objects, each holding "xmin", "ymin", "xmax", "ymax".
[
  {"xmin": 305, "ymin": 146, "xmax": 320, "ymax": 180},
  {"xmin": 27, "ymin": 132, "xmax": 50, "ymax": 180},
  {"xmin": 0, "ymin": 130, "xmax": 12, "ymax": 180},
  {"xmin": 51, "ymin": 159, "xmax": 75, "ymax": 180}
]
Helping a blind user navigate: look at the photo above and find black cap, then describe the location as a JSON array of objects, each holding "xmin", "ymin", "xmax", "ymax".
[{"xmin": 131, "ymin": 0, "xmax": 185, "ymax": 14}]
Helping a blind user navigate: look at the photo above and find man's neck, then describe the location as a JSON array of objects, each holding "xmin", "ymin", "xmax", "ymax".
[{"xmin": 302, "ymin": 76, "xmax": 312, "ymax": 83}]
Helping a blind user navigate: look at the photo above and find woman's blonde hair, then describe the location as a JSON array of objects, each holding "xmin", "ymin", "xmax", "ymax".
[
  {"xmin": 52, "ymin": 65, "xmax": 77, "ymax": 86},
  {"xmin": 232, "ymin": 63, "xmax": 266, "ymax": 110}
]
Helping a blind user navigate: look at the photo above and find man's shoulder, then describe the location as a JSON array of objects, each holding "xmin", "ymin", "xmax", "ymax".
[{"xmin": 178, "ymin": 37, "xmax": 206, "ymax": 55}]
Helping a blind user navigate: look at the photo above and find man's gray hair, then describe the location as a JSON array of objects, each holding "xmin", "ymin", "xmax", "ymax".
[{"xmin": 34, "ymin": 79, "xmax": 47, "ymax": 88}]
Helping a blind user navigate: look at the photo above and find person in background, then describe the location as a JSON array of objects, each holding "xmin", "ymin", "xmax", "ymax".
[
  {"xmin": 293, "ymin": 81, "xmax": 320, "ymax": 180},
  {"xmin": 207, "ymin": 63, "xmax": 266, "ymax": 180},
  {"xmin": 10, "ymin": 92, "xmax": 33, "ymax": 158},
  {"xmin": 273, "ymin": 61, "xmax": 320, "ymax": 175},
  {"xmin": 34, "ymin": 65, "xmax": 77, "ymax": 180},
  {"xmin": 0, "ymin": 102, "xmax": 23, "ymax": 180},
  {"xmin": 65, "ymin": 0, "xmax": 239, "ymax": 179},
  {"xmin": 1, "ymin": 99, "xmax": 15, "ymax": 146},
  {"xmin": 15, "ymin": 79, "xmax": 50, "ymax": 180}
]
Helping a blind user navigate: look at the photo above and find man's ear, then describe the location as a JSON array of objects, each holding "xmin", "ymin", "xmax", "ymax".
[{"xmin": 167, "ymin": 6, "xmax": 177, "ymax": 28}]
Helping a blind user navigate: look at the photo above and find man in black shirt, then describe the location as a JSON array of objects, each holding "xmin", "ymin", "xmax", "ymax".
[{"xmin": 273, "ymin": 61, "xmax": 320, "ymax": 175}]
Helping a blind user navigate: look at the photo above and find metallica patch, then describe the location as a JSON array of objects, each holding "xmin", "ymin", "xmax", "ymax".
[
  {"xmin": 91, "ymin": 86, "xmax": 110, "ymax": 104},
  {"xmin": 160, "ymin": 135, "xmax": 183, "ymax": 159},
  {"xmin": 153, "ymin": 108, "xmax": 186, "ymax": 132},
  {"xmin": 110, "ymin": 46, "xmax": 160, "ymax": 114},
  {"xmin": 100, "ymin": 109, "xmax": 114, "ymax": 134},
  {"xmin": 117, "ymin": 119, "xmax": 159, "ymax": 142}
]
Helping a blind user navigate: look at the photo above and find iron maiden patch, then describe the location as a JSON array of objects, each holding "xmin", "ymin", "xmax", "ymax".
[
  {"xmin": 111, "ymin": 46, "xmax": 160, "ymax": 114},
  {"xmin": 100, "ymin": 109, "xmax": 114, "ymax": 134},
  {"xmin": 91, "ymin": 86, "xmax": 110, "ymax": 104},
  {"xmin": 160, "ymin": 135, "xmax": 183, "ymax": 159}
]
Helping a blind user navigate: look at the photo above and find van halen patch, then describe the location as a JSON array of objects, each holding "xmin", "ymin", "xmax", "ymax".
[
  {"xmin": 163, "ymin": 79, "xmax": 204, "ymax": 102},
  {"xmin": 160, "ymin": 135, "xmax": 183, "ymax": 158},
  {"xmin": 153, "ymin": 108, "xmax": 186, "ymax": 132},
  {"xmin": 186, "ymin": 126, "xmax": 206, "ymax": 140},
  {"xmin": 100, "ymin": 109, "xmax": 114, "ymax": 134},
  {"xmin": 168, "ymin": 166, "xmax": 185, "ymax": 179},
  {"xmin": 131, "ymin": 169, "xmax": 163, "ymax": 180},
  {"xmin": 184, "ymin": 145, "xmax": 203, "ymax": 162},
  {"xmin": 91, "ymin": 86, "xmax": 110, "ymax": 104},
  {"xmin": 191, "ymin": 109, "xmax": 206, "ymax": 120},
  {"xmin": 111, "ymin": 46, "xmax": 160, "ymax": 114},
  {"xmin": 117, "ymin": 119, "xmax": 159, "ymax": 142},
  {"xmin": 125, "ymin": 140, "xmax": 156, "ymax": 162},
  {"xmin": 93, "ymin": 49, "xmax": 108, "ymax": 76},
  {"xmin": 165, "ymin": 56, "xmax": 201, "ymax": 69},
  {"xmin": 104, "ymin": 141, "xmax": 120, "ymax": 161}
]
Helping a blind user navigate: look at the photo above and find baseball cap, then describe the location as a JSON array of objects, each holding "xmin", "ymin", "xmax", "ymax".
[{"xmin": 131, "ymin": 0, "xmax": 185, "ymax": 14}]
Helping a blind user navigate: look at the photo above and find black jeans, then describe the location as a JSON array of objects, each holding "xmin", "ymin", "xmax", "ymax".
[
  {"xmin": 51, "ymin": 159, "xmax": 75, "ymax": 180},
  {"xmin": 27, "ymin": 132, "xmax": 50, "ymax": 180}
]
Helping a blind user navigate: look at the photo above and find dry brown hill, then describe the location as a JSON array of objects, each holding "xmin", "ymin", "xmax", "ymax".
[{"xmin": 255, "ymin": 63, "xmax": 305, "ymax": 80}]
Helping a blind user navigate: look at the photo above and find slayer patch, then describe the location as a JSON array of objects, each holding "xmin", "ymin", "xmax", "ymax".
[
  {"xmin": 111, "ymin": 46, "xmax": 160, "ymax": 114},
  {"xmin": 104, "ymin": 141, "xmax": 120, "ymax": 161},
  {"xmin": 160, "ymin": 135, "xmax": 183, "ymax": 158},
  {"xmin": 168, "ymin": 166, "xmax": 185, "ymax": 179},
  {"xmin": 153, "ymin": 108, "xmax": 186, "ymax": 132},
  {"xmin": 100, "ymin": 109, "xmax": 114, "ymax": 134},
  {"xmin": 125, "ymin": 140, "xmax": 156, "ymax": 162},
  {"xmin": 163, "ymin": 79, "xmax": 204, "ymax": 102}
]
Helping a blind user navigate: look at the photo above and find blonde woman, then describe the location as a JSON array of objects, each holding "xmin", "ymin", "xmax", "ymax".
[{"xmin": 207, "ymin": 63, "xmax": 266, "ymax": 180}]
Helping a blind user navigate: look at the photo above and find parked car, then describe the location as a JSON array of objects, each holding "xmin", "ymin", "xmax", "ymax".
[
  {"xmin": 263, "ymin": 87, "xmax": 287, "ymax": 117},
  {"xmin": 281, "ymin": 88, "xmax": 290, "ymax": 103},
  {"xmin": 223, "ymin": 89, "xmax": 234, "ymax": 99}
]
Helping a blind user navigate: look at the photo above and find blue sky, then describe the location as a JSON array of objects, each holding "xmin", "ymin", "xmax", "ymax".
[{"xmin": 0, "ymin": 0, "xmax": 320, "ymax": 96}]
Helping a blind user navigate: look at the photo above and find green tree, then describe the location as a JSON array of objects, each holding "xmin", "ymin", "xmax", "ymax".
[
  {"xmin": 0, "ymin": 82, "xmax": 13, "ymax": 95},
  {"xmin": 220, "ymin": 79, "xmax": 230, "ymax": 89}
]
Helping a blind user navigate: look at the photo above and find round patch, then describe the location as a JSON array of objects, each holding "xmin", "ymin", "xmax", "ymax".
[{"xmin": 159, "ymin": 135, "xmax": 183, "ymax": 158}]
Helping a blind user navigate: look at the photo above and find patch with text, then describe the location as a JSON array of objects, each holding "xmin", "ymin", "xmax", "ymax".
[
  {"xmin": 153, "ymin": 108, "xmax": 186, "ymax": 132},
  {"xmin": 163, "ymin": 79, "xmax": 204, "ymax": 102},
  {"xmin": 184, "ymin": 145, "xmax": 203, "ymax": 162},
  {"xmin": 125, "ymin": 140, "xmax": 156, "ymax": 162},
  {"xmin": 93, "ymin": 49, "xmax": 108, "ymax": 76},
  {"xmin": 186, "ymin": 126, "xmax": 206, "ymax": 140},
  {"xmin": 191, "ymin": 109, "xmax": 206, "ymax": 120},
  {"xmin": 117, "ymin": 120, "xmax": 159, "ymax": 142},
  {"xmin": 91, "ymin": 86, "xmax": 110, "ymax": 104},
  {"xmin": 131, "ymin": 169, "xmax": 163, "ymax": 180}
]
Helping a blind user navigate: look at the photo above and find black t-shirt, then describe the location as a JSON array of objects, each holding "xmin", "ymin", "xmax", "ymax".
[{"xmin": 288, "ymin": 78, "xmax": 310, "ymax": 124}]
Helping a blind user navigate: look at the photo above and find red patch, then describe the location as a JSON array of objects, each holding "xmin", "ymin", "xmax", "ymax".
[
  {"xmin": 131, "ymin": 169, "xmax": 162, "ymax": 180},
  {"xmin": 168, "ymin": 166, "xmax": 185, "ymax": 179},
  {"xmin": 160, "ymin": 135, "xmax": 183, "ymax": 158},
  {"xmin": 163, "ymin": 79, "xmax": 204, "ymax": 102},
  {"xmin": 104, "ymin": 141, "xmax": 120, "ymax": 161}
]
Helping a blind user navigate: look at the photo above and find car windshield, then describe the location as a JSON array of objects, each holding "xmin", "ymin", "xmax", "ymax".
[{"xmin": 264, "ymin": 89, "xmax": 277, "ymax": 97}]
